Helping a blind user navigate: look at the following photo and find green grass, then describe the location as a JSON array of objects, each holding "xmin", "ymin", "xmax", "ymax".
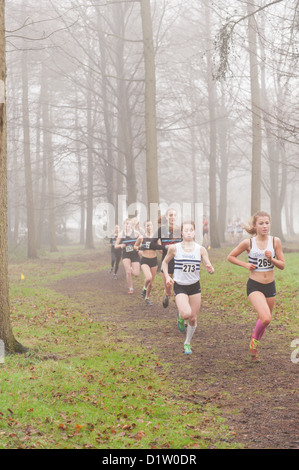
[
  {"xmin": 201, "ymin": 248, "xmax": 299, "ymax": 329},
  {"xmin": 0, "ymin": 245, "xmax": 239, "ymax": 449},
  {"xmin": 0, "ymin": 244, "xmax": 297, "ymax": 449}
]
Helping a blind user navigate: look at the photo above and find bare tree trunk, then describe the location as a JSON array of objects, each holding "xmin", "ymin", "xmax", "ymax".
[
  {"xmin": 34, "ymin": 97, "xmax": 42, "ymax": 247},
  {"xmin": 36, "ymin": 140, "xmax": 47, "ymax": 248},
  {"xmin": 22, "ymin": 49, "xmax": 37, "ymax": 258},
  {"xmin": 76, "ymin": 131, "xmax": 85, "ymax": 245},
  {"xmin": 190, "ymin": 125, "xmax": 198, "ymax": 205},
  {"xmin": 41, "ymin": 64, "xmax": 57, "ymax": 252},
  {"xmin": 205, "ymin": 4, "xmax": 220, "ymax": 248},
  {"xmin": 217, "ymin": 98, "xmax": 229, "ymax": 243},
  {"xmin": 247, "ymin": 2, "xmax": 262, "ymax": 214},
  {"xmin": 12, "ymin": 144, "xmax": 19, "ymax": 245},
  {"xmin": 113, "ymin": 4, "xmax": 137, "ymax": 208},
  {"xmin": 97, "ymin": 12, "xmax": 114, "ymax": 206},
  {"xmin": 0, "ymin": 0, "xmax": 27, "ymax": 353},
  {"xmin": 85, "ymin": 62, "xmax": 94, "ymax": 249},
  {"xmin": 140, "ymin": 0, "xmax": 159, "ymax": 208}
]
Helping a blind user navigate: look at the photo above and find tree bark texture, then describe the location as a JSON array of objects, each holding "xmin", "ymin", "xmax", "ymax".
[{"xmin": 0, "ymin": 0, "xmax": 27, "ymax": 353}]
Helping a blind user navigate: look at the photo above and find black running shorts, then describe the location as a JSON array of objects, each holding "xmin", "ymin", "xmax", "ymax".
[
  {"xmin": 122, "ymin": 250, "xmax": 140, "ymax": 263},
  {"xmin": 247, "ymin": 279, "xmax": 276, "ymax": 298},
  {"xmin": 140, "ymin": 256, "xmax": 158, "ymax": 268},
  {"xmin": 174, "ymin": 281, "xmax": 201, "ymax": 296}
]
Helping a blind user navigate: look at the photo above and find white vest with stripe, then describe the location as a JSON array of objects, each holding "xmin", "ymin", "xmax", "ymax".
[
  {"xmin": 248, "ymin": 236, "xmax": 275, "ymax": 272},
  {"xmin": 173, "ymin": 242, "xmax": 201, "ymax": 285}
]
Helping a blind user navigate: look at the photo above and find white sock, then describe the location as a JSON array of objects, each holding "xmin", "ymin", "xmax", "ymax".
[{"xmin": 184, "ymin": 325, "xmax": 197, "ymax": 345}]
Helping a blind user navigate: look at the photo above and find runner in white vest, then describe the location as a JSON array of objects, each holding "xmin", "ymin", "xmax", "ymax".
[
  {"xmin": 227, "ymin": 211, "xmax": 285, "ymax": 361},
  {"xmin": 162, "ymin": 220, "xmax": 214, "ymax": 355}
]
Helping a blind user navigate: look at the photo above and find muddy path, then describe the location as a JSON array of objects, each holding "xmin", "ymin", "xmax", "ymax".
[{"xmin": 53, "ymin": 253, "xmax": 298, "ymax": 449}]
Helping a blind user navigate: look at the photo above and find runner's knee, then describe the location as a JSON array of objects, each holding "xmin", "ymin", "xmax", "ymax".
[{"xmin": 180, "ymin": 307, "xmax": 192, "ymax": 319}]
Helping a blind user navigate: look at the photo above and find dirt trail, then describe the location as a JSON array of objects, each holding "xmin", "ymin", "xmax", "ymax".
[{"xmin": 54, "ymin": 253, "xmax": 298, "ymax": 449}]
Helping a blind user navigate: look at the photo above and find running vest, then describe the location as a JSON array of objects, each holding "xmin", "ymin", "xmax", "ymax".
[
  {"xmin": 156, "ymin": 225, "xmax": 182, "ymax": 259},
  {"xmin": 121, "ymin": 232, "xmax": 138, "ymax": 254},
  {"xmin": 140, "ymin": 237, "xmax": 159, "ymax": 251},
  {"xmin": 173, "ymin": 242, "xmax": 201, "ymax": 285},
  {"xmin": 248, "ymin": 236, "xmax": 275, "ymax": 272}
]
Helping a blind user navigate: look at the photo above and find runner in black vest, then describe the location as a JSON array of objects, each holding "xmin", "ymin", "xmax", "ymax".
[
  {"xmin": 109, "ymin": 225, "xmax": 121, "ymax": 279},
  {"xmin": 134, "ymin": 220, "xmax": 161, "ymax": 306},
  {"xmin": 115, "ymin": 219, "xmax": 140, "ymax": 294},
  {"xmin": 155, "ymin": 209, "xmax": 182, "ymax": 308}
]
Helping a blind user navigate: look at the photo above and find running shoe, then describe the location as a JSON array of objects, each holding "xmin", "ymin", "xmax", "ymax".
[
  {"xmin": 145, "ymin": 298, "xmax": 152, "ymax": 306},
  {"xmin": 184, "ymin": 343, "xmax": 192, "ymax": 355},
  {"xmin": 249, "ymin": 336, "xmax": 260, "ymax": 361},
  {"xmin": 128, "ymin": 288, "xmax": 133, "ymax": 294},
  {"xmin": 177, "ymin": 312, "xmax": 185, "ymax": 332},
  {"xmin": 113, "ymin": 274, "xmax": 117, "ymax": 280},
  {"xmin": 141, "ymin": 287, "xmax": 147, "ymax": 299},
  {"xmin": 162, "ymin": 295, "xmax": 169, "ymax": 308}
]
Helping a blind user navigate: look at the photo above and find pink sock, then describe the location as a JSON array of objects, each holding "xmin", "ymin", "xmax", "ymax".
[{"xmin": 253, "ymin": 319, "xmax": 267, "ymax": 341}]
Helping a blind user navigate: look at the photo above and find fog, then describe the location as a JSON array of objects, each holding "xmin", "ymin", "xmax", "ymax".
[{"xmin": 5, "ymin": 0, "xmax": 299, "ymax": 255}]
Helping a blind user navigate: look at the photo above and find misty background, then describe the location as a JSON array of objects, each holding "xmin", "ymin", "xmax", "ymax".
[{"xmin": 5, "ymin": 0, "xmax": 298, "ymax": 257}]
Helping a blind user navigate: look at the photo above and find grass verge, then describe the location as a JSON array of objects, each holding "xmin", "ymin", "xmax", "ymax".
[{"xmin": 0, "ymin": 245, "xmax": 244, "ymax": 449}]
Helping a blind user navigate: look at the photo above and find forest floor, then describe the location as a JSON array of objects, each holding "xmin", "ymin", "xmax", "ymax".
[{"xmin": 53, "ymin": 249, "xmax": 298, "ymax": 450}]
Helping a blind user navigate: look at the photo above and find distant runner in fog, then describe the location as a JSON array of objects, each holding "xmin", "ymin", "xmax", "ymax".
[
  {"xmin": 203, "ymin": 215, "xmax": 209, "ymax": 248},
  {"xmin": 109, "ymin": 225, "xmax": 122, "ymax": 280},
  {"xmin": 115, "ymin": 218, "xmax": 140, "ymax": 294}
]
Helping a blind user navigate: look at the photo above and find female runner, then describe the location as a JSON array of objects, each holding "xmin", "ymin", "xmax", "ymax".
[
  {"xmin": 109, "ymin": 225, "xmax": 121, "ymax": 279},
  {"xmin": 156, "ymin": 208, "xmax": 182, "ymax": 308},
  {"xmin": 134, "ymin": 220, "xmax": 161, "ymax": 306},
  {"xmin": 162, "ymin": 221, "xmax": 214, "ymax": 355},
  {"xmin": 227, "ymin": 211, "xmax": 285, "ymax": 361},
  {"xmin": 115, "ymin": 218, "xmax": 140, "ymax": 294}
]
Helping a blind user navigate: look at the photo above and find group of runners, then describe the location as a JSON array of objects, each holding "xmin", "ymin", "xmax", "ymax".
[
  {"xmin": 226, "ymin": 217, "xmax": 245, "ymax": 244},
  {"xmin": 108, "ymin": 209, "xmax": 285, "ymax": 360}
]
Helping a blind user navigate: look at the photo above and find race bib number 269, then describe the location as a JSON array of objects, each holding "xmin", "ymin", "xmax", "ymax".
[{"xmin": 257, "ymin": 257, "xmax": 273, "ymax": 268}]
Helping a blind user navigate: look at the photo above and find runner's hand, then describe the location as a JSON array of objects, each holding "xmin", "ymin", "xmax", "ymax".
[
  {"xmin": 246, "ymin": 263, "xmax": 256, "ymax": 271},
  {"xmin": 165, "ymin": 275, "xmax": 174, "ymax": 287},
  {"xmin": 265, "ymin": 250, "xmax": 272, "ymax": 260},
  {"xmin": 206, "ymin": 264, "xmax": 214, "ymax": 274}
]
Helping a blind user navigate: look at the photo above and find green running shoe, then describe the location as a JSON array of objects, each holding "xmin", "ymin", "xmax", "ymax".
[
  {"xmin": 177, "ymin": 312, "xmax": 185, "ymax": 332},
  {"xmin": 249, "ymin": 336, "xmax": 260, "ymax": 361},
  {"xmin": 141, "ymin": 287, "xmax": 147, "ymax": 299},
  {"xmin": 184, "ymin": 343, "xmax": 192, "ymax": 355},
  {"xmin": 145, "ymin": 298, "xmax": 152, "ymax": 306}
]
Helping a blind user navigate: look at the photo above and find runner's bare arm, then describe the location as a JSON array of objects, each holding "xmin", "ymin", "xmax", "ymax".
[
  {"xmin": 134, "ymin": 235, "xmax": 143, "ymax": 251},
  {"xmin": 265, "ymin": 237, "xmax": 285, "ymax": 270},
  {"xmin": 162, "ymin": 245, "xmax": 176, "ymax": 285},
  {"xmin": 227, "ymin": 239, "xmax": 256, "ymax": 271},
  {"xmin": 114, "ymin": 235, "xmax": 124, "ymax": 250},
  {"xmin": 200, "ymin": 247, "xmax": 214, "ymax": 274}
]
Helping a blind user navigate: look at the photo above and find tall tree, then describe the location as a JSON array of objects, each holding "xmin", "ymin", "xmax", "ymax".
[
  {"xmin": 140, "ymin": 0, "xmax": 159, "ymax": 208},
  {"xmin": 247, "ymin": 1, "xmax": 262, "ymax": 214},
  {"xmin": 41, "ymin": 62, "xmax": 58, "ymax": 252},
  {"xmin": 205, "ymin": 3, "xmax": 220, "ymax": 248},
  {"xmin": 0, "ymin": 0, "xmax": 27, "ymax": 353},
  {"xmin": 22, "ymin": 48, "xmax": 37, "ymax": 258},
  {"xmin": 85, "ymin": 58, "xmax": 95, "ymax": 249}
]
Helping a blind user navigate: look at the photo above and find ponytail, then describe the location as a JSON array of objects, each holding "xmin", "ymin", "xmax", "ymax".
[{"xmin": 243, "ymin": 211, "xmax": 271, "ymax": 236}]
